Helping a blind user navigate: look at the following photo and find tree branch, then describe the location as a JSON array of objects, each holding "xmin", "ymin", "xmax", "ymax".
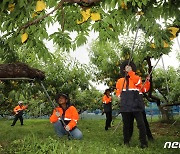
[
  {"xmin": 64, "ymin": 0, "xmax": 101, "ymax": 8},
  {"xmin": 161, "ymin": 102, "xmax": 180, "ymax": 107},
  {"xmin": 3, "ymin": 0, "xmax": 101, "ymax": 37},
  {"xmin": 157, "ymin": 89, "xmax": 169, "ymax": 103},
  {"xmin": 19, "ymin": 0, "xmax": 65, "ymax": 31},
  {"xmin": 64, "ymin": 0, "xmax": 101, "ymax": 4}
]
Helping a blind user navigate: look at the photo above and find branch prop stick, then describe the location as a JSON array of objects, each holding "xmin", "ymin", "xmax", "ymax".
[
  {"xmin": 40, "ymin": 81, "xmax": 73, "ymax": 138},
  {"xmin": 161, "ymin": 57, "xmax": 170, "ymax": 94},
  {"xmin": 120, "ymin": 17, "xmax": 141, "ymax": 95},
  {"xmin": 139, "ymin": 56, "xmax": 161, "ymax": 92},
  {"xmin": 0, "ymin": 78, "xmax": 35, "ymax": 81},
  {"xmin": 149, "ymin": 57, "xmax": 161, "ymax": 76},
  {"xmin": 112, "ymin": 119, "xmax": 122, "ymax": 134}
]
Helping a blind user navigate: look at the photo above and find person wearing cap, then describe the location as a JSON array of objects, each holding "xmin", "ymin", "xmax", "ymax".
[
  {"xmin": 11, "ymin": 101, "xmax": 28, "ymax": 126},
  {"xmin": 50, "ymin": 93, "xmax": 83, "ymax": 139},
  {"xmin": 102, "ymin": 89, "xmax": 112, "ymax": 130},
  {"xmin": 116, "ymin": 60, "xmax": 148, "ymax": 148}
]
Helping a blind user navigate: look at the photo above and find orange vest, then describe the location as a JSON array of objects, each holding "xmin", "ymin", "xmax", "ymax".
[
  {"xmin": 50, "ymin": 106, "xmax": 79, "ymax": 130},
  {"xmin": 116, "ymin": 71, "xmax": 142, "ymax": 97},
  {"xmin": 14, "ymin": 105, "xmax": 26, "ymax": 113},
  {"xmin": 102, "ymin": 95, "xmax": 112, "ymax": 104}
]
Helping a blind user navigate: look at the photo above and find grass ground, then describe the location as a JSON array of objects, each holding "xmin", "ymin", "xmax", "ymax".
[{"xmin": 0, "ymin": 117, "xmax": 179, "ymax": 154}]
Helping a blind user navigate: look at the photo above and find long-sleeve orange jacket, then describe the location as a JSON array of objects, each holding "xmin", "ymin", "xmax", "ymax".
[
  {"xmin": 14, "ymin": 105, "xmax": 27, "ymax": 114},
  {"xmin": 50, "ymin": 105, "xmax": 79, "ymax": 131},
  {"xmin": 116, "ymin": 70, "xmax": 142, "ymax": 97},
  {"xmin": 102, "ymin": 95, "xmax": 112, "ymax": 112},
  {"xmin": 102, "ymin": 95, "xmax": 112, "ymax": 104}
]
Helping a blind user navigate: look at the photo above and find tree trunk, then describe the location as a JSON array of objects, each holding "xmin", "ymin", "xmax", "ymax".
[{"xmin": 158, "ymin": 106, "xmax": 173, "ymax": 122}]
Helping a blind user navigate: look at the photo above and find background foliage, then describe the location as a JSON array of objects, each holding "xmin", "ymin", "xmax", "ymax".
[{"xmin": 0, "ymin": 0, "xmax": 179, "ymax": 116}]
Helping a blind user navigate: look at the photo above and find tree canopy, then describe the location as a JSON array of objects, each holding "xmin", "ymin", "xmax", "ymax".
[
  {"xmin": 0, "ymin": 0, "xmax": 179, "ymax": 60},
  {"xmin": 0, "ymin": 0, "xmax": 179, "ymax": 117}
]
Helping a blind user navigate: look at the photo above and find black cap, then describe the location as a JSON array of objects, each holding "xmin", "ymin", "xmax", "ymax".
[
  {"xmin": 55, "ymin": 93, "xmax": 69, "ymax": 103},
  {"xmin": 104, "ymin": 89, "xmax": 111, "ymax": 94}
]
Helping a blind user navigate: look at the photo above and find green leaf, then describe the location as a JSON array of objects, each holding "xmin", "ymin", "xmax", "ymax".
[
  {"xmin": 138, "ymin": 2, "xmax": 142, "ymax": 8},
  {"xmin": 75, "ymin": 34, "xmax": 87, "ymax": 47}
]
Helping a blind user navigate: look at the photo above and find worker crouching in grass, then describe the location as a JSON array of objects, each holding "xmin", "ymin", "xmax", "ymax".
[{"xmin": 50, "ymin": 93, "xmax": 83, "ymax": 139}]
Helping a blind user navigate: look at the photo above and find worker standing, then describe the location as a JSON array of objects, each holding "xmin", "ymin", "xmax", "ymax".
[
  {"xmin": 11, "ymin": 101, "xmax": 28, "ymax": 126},
  {"xmin": 116, "ymin": 60, "xmax": 148, "ymax": 148},
  {"xmin": 102, "ymin": 89, "xmax": 112, "ymax": 130}
]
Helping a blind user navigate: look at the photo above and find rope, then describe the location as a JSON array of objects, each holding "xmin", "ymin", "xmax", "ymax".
[
  {"xmin": 129, "ymin": 23, "xmax": 140, "ymax": 62},
  {"xmin": 176, "ymin": 37, "xmax": 180, "ymax": 50},
  {"xmin": 161, "ymin": 57, "xmax": 170, "ymax": 95}
]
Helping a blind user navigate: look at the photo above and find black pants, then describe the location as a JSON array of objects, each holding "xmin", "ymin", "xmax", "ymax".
[
  {"xmin": 129, "ymin": 111, "xmax": 153, "ymax": 140},
  {"xmin": 11, "ymin": 114, "xmax": 23, "ymax": 126},
  {"xmin": 142, "ymin": 111, "xmax": 153, "ymax": 139},
  {"xmin": 121, "ymin": 112, "xmax": 147, "ymax": 146},
  {"xmin": 105, "ymin": 111, "xmax": 112, "ymax": 130}
]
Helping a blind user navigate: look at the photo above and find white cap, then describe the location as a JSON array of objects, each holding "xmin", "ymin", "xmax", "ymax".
[{"xmin": 18, "ymin": 101, "xmax": 23, "ymax": 105}]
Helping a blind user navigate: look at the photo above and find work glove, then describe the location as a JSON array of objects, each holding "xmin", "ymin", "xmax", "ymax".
[
  {"xmin": 55, "ymin": 111, "xmax": 60, "ymax": 117},
  {"xmin": 65, "ymin": 125, "xmax": 70, "ymax": 131}
]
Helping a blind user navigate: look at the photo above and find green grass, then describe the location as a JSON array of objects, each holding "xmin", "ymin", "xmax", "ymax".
[{"xmin": 0, "ymin": 117, "xmax": 179, "ymax": 154}]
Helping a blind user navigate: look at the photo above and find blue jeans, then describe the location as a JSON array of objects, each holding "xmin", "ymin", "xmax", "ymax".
[{"xmin": 53, "ymin": 121, "xmax": 83, "ymax": 140}]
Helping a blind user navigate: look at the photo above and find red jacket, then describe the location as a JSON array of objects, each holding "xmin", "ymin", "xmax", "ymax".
[
  {"xmin": 50, "ymin": 105, "xmax": 79, "ymax": 130},
  {"xmin": 116, "ymin": 71, "xmax": 142, "ymax": 97}
]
